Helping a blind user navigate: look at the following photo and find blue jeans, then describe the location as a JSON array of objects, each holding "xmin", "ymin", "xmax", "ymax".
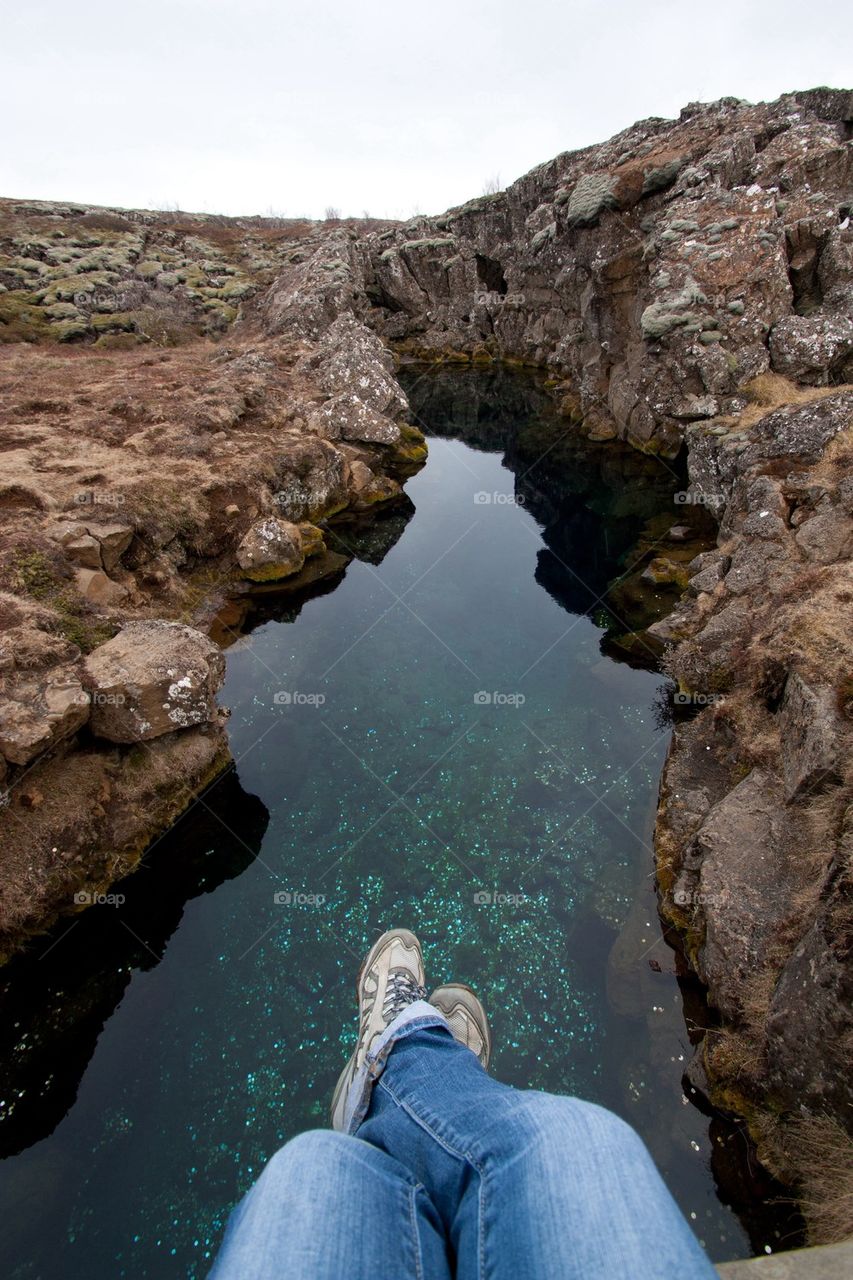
[{"xmin": 209, "ymin": 1012, "xmax": 717, "ymax": 1279}]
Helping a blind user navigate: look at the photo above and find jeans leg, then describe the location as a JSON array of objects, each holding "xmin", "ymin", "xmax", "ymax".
[
  {"xmin": 207, "ymin": 1129, "xmax": 451, "ymax": 1280},
  {"xmin": 357, "ymin": 1026, "xmax": 717, "ymax": 1280}
]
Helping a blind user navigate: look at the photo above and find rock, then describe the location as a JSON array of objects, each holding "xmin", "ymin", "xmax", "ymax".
[
  {"xmin": 318, "ymin": 393, "xmax": 402, "ymax": 444},
  {"xmin": 794, "ymin": 503, "xmax": 853, "ymax": 563},
  {"xmin": 75, "ymin": 567, "xmax": 128, "ymax": 606},
  {"xmin": 680, "ymin": 768, "xmax": 799, "ymax": 1019},
  {"xmin": 0, "ymin": 668, "xmax": 90, "ymax": 766},
  {"xmin": 749, "ymin": 390, "xmax": 853, "ymax": 465},
  {"xmin": 298, "ymin": 521, "xmax": 326, "ymax": 558},
  {"xmin": 778, "ymin": 674, "xmax": 841, "ymax": 801},
  {"xmin": 688, "ymin": 561, "xmax": 727, "ymax": 596},
  {"xmin": 82, "ymin": 621, "xmax": 224, "ymax": 743},
  {"xmin": 236, "ymin": 516, "xmax": 306, "ymax": 581},
  {"xmin": 65, "ymin": 534, "xmax": 102, "ymax": 569},
  {"xmin": 641, "ymin": 556, "xmax": 686, "ymax": 587},
  {"xmin": 86, "ymin": 522, "xmax": 133, "ymax": 571},
  {"xmin": 769, "ymin": 313, "xmax": 853, "ymax": 383},
  {"xmin": 273, "ymin": 437, "xmax": 348, "ymax": 522},
  {"xmin": 765, "ymin": 848, "xmax": 853, "ymax": 1117}
]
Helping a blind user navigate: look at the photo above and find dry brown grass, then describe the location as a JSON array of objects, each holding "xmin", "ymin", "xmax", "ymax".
[
  {"xmin": 787, "ymin": 1113, "xmax": 853, "ymax": 1245},
  {"xmin": 706, "ymin": 373, "xmax": 853, "ymax": 433}
]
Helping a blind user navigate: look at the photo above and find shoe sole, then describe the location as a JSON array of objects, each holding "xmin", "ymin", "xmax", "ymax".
[
  {"xmin": 429, "ymin": 982, "xmax": 492, "ymax": 1069},
  {"xmin": 330, "ymin": 928, "xmax": 424, "ymax": 1128}
]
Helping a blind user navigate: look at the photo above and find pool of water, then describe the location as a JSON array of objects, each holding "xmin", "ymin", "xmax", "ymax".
[{"xmin": 0, "ymin": 368, "xmax": 787, "ymax": 1276}]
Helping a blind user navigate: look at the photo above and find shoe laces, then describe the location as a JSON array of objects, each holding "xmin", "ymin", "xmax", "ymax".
[{"xmin": 382, "ymin": 970, "xmax": 427, "ymax": 1023}]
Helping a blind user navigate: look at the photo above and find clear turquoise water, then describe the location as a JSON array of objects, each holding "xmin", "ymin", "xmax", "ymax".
[{"xmin": 0, "ymin": 369, "xmax": 775, "ymax": 1277}]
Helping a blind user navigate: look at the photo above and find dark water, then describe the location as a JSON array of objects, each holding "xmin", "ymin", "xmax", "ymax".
[{"xmin": 0, "ymin": 369, "xmax": 793, "ymax": 1277}]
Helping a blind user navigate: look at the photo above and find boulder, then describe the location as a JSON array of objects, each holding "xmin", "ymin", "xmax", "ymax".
[
  {"xmin": 273, "ymin": 437, "xmax": 348, "ymax": 522},
  {"xmin": 64, "ymin": 535, "xmax": 102, "ymax": 569},
  {"xmin": 87, "ymin": 521, "xmax": 134, "ymax": 571},
  {"xmin": 82, "ymin": 621, "xmax": 225, "ymax": 743},
  {"xmin": 75, "ymin": 567, "xmax": 128, "ymax": 606},
  {"xmin": 794, "ymin": 502, "xmax": 853, "ymax": 564},
  {"xmin": 236, "ymin": 516, "xmax": 306, "ymax": 582}
]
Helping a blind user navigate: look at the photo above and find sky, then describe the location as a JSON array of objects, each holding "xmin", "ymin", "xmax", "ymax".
[{"xmin": 2, "ymin": 0, "xmax": 850, "ymax": 221}]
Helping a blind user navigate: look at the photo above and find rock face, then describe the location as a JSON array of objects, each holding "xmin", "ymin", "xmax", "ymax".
[
  {"xmin": 312, "ymin": 87, "xmax": 853, "ymax": 460},
  {"xmin": 82, "ymin": 621, "xmax": 225, "ymax": 742}
]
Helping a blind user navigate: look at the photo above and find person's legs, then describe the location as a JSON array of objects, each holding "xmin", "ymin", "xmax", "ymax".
[
  {"xmin": 208, "ymin": 1128, "xmax": 451, "ymax": 1280},
  {"xmin": 358, "ymin": 1025, "xmax": 718, "ymax": 1280}
]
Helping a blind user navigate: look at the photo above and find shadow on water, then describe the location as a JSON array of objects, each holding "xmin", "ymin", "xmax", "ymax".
[
  {"xmin": 0, "ymin": 364, "xmax": 802, "ymax": 1275},
  {"xmin": 0, "ymin": 769, "xmax": 269, "ymax": 1162}
]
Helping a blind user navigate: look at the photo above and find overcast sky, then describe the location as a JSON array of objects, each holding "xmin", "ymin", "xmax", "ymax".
[{"xmin": 2, "ymin": 1, "xmax": 849, "ymax": 220}]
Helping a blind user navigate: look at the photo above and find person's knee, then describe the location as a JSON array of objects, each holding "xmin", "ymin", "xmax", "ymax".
[
  {"xmin": 505, "ymin": 1094, "xmax": 648, "ymax": 1173},
  {"xmin": 260, "ymin": 1130, "xmax": 348, "ymax": 1190}
]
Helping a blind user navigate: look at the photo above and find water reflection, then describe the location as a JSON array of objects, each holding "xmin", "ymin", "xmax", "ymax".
[{"xmin": 0, "ymin": 768, "xmax": 268, "ymax": 1162}]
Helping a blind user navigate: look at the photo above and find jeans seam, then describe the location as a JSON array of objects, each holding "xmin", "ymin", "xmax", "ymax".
[
  {"xmin": 378, "ymin": 1077, "xmax": 487, "ymax": 1280},
  {"xmin": 408, "ymin": 1184, "xmax": 424, "ymax": 1280}
]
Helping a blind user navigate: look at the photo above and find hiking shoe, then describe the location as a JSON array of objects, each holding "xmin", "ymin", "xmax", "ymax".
[
  {"xmin": 429, "ymin": 983, "xmax": 491, "ymax": 1069},
  {"xmin": 330, "ymin": 928, "xmax": 427, "ymax": 1131}
]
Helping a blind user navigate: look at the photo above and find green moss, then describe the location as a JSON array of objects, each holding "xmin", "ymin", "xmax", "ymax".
[
  {"xmin": 90, "ymin": 310, "xmax": 137, "ymax": 332},
  {"xmin": 0, "ymin": 291, "xmax": 52, "ymax": 342},
  {"xmin": 94, "ymin": 332, "xmax": 143, "ymax": 350},
  {"xmin": 9, "ymin": 550, "xmax": 60, "ymax": 599},
  {"xmin": 135, "ymin": 259, "xmax": 163, "ymax": 279},
  {"xmin": 49, "ymin": 318, "xmax": 91, "ymax": 341}
]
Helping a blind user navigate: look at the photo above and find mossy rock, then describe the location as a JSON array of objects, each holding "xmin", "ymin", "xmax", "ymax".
[
  {"xmin": 94, "ymin": 332, "xmax": 144, "ymax": 351},
  {"xmin": 135, "ymin": 260, "xmax": 163, "ymax": 280},
  {"xmin": 0, "ymin": 293, "xmax": 53, "ymax": 342},
  {"xmin": 565, "ymin": 173, "xmax": 618, "ymax": 227},
  {"xmin": 44, "ymin": 271, "xmax": 114, "ymax": 302},
  {"xmin": 44, "ymin": 301, "xmax": 83, "ymax": 321},
  {"xmin": 219, "ymin": 280, "xmax": 254, "ymax": 300},
  {"xmin": 91, "ymin": 310, "xmax": 137, "ymax": 332},
  {"xmin": 203, "ymin": 301, "xmax": 238, "ymax": 325},
  {"xmin": 49, "ymin": 317, "xmax": 91, "ymax": 341}
]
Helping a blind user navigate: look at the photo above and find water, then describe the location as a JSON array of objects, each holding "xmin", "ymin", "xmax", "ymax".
[{"xmin": 0, "ymin": 368, "xmax": 781, "ymax": 1277}]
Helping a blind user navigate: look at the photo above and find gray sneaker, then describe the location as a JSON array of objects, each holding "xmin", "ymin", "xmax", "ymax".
[
  {"xmin": 330, "ymin": 928, "xmax": 427, "ymax": 1131},
  {"xmin": 429, "ymin": 983, "xmax": 491, "ymax": 1069}
]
